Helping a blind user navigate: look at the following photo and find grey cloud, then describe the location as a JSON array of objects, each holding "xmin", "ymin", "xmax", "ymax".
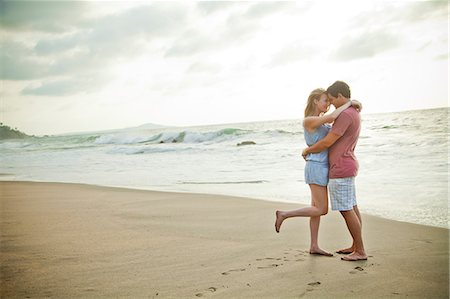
[
  {"xmin": 1, "ymin": 40, "xmax": 32, "ymax": 57},
  {"xmin": 434, "ymin": 53, "xmax": 448, "ymax": 60},
  {"xmin": 224, "ymin": 2, "xmax": 305, "ymax": 42},
  {"xmin": 416, "ymin": 41, "xmax": 432, "ymax": 53},
  {"xmin": 2, "ymin": 2, "xmax": 188, "ymax": 96},
  {"xmin": 166, "ymin": 8, "xmax": 260, "ymax": 58},
  {"xmin": 22, "ymin": 75, "xmax": 109, "ymax": 96},
  {"xmin": 165, "ymin": 21, "xmax": 257, "ymax": 58},
  {"xmin": 165, "ymin": 31, "xmax": 213, "ymax": 57},
  {"xmin": 34, "ymin": 34, "xmax": 82, "ymax": 55},
  {"xmin": 85, "ymin": 4, "xmax": 186, "ymax": 41},
  {"xmin": 1, "ymin": 2, "xmax": 189, "ymax": 96},
  {"xmin": 350, "ymin": 1, "xmax": 448, "ymax": 29},
  {"xmin": 339, "ymin": 2, "xmax": 447, "ymax": 62},
  {"xmin": 22, "ymin": 80, "xmax": 81, "ymax": 96},
  {"xmin": 244, "ymin": 2, "xmax": 296, "ymax": 19},
  {"xmin": 0, "ymin": 57, "xmax": 46, "ymax": 80},
  {"xmin": 223, "ymin": 12, "xmax": 260, "ymax": 42},
  {"xmin": 47, "ymin": 51, "xmax": 98, "ymax": 76},
  {"xmin": 401, "ymin": 1, "xmax": 448, "ymax": 22},
  {"xmin": 330, "ymin": 30, "xmax": 401, "ymax": 61},
  {"xmin": 167, "ymin": 2, "xmax": 307, "ymax": 58},
  {"xmin": 1, "ymin": 37, "xmax": 98, "ymax": 81},
  {"xmin": 186, "ymin": 62, "xmax": 222, "ymax": 74},
  {"xmin": 196, "ymin": 1, "xmax": 300, "ymax": 18},
  {"xmin": 1, "ymin": 38, "xmax": 96, "ymax": 81},
  {"xmin": 34, "ymin": 4, "xmax": 186, "ymax": 58},
  {"xmin": 218, "ymin": 2, "xmax": 309, "ymax": 49},
  {"xmin": 268, "ymin": 43, "xmax": 316, "ymax": 67},
  {"xmin": 0, "ymin": 41, "xmax": 48, "ymax": 80},
  {"xmin": 197, "ymin": 1, "xmax": 237, "ymax": 14},
  {"xmin": 0, "ymin": 1, "xmax": 88, "ymax": 32}
]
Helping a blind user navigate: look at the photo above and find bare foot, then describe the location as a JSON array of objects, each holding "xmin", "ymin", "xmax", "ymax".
[
  {"xmin": 336, "ymin": 247, "xmax": 354, "ymax": 254},
  {"xmin": 341, "ymin": 252, "xmax": 368, "ymax": 261},
  {"xmin": 309, "ymin": 248, "xmax": 333, "ymax": 257},
  {"xmin": 275, "ymin": 211, "xmax": 285, "ymax": 233}
]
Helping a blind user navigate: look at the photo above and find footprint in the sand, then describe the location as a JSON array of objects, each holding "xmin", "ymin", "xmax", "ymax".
[
  {"xmin": 304, "ymin": 281, "xmax": 322, "ymax": 293},
  {"xmin": 254, "ymin": 256, "xmax": 286, "ymax": 269},
  {"xmin": 257, "ymin": 263, "xmax": 283, "ymax": 269},
  {"xmin": 255, "ymin": 257, "xmax": 282, "ymax": 261},
  {"xmin": 293, "ymin": 252, "xmax": 307, "ymax": 261},
  {"xmin": 413, "ymin": 238, "xmax": 433, "ymax": 244},
  {"xmin": 222, "ymin": 250, "xmax": 309, "ymax": 278},
  {"xmin": 349, "ymin": 262, "xmax": 379, "ymax": 274},
  {"xmin": 283, "ymin": 249, "xmax": 309, "ymax": 262},
  {"xmin": 255, "ymin": 250, "xmax": 311, "ymax": 268},
  {"xmin": 221, "ymin": 268, "xmax": 246, "ymax": 275},
  {"xmin": 195, "ymin": 287, "xmax": 217, "ymax": 297},
  {"xmin": 307, "ymin": 281, "xmax": 321, "ymax": 286},
  {"xmin": 349, "ymin": 266, "xmax": 367, "ymax": 274}
]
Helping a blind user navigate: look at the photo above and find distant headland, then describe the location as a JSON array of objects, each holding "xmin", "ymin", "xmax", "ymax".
[{"xmin": 0, "ymin": 123, "xmax": 31, "ymax": 139}]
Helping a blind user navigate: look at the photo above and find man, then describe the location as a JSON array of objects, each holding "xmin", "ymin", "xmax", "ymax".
[{"xmin": 302, "ymin": 81, "xmax": 367, "ymax": 261}]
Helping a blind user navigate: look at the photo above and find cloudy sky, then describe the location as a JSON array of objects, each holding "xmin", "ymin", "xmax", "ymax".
[{"xmin": 1, "ymin": 1, "xmax": 448, "ymax": 135}]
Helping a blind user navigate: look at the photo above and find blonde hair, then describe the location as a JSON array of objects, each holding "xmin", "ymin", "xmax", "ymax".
[{"xmin": 304, "ymin": 88, "xmax": 326, "ymax": 117}]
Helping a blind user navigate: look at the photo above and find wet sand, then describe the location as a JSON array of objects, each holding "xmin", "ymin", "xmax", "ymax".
[{"xmin": 1, "ymin": 181, "xmax": 448, "ymax": 298}]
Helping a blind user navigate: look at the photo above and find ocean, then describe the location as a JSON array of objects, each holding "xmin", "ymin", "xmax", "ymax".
[{"xmin": 1, "ymin": 107, "xmax": 448, "ymax": 228}]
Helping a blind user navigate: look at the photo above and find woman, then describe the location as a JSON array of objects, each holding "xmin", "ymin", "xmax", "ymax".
[{"xmin": 275, "ymin": 88, "xmax": 361, "ymax": 256}]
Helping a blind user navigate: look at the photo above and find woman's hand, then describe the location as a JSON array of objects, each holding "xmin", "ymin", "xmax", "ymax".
[
  {"xmin": 301, "ymin": 148, "xmax": 308, "ymax": 160},
  {"xmin": 351, "ymin": 99, "xmax": 362, "ymax": 112}
]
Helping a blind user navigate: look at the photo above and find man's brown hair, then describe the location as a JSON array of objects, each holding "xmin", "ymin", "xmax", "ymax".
[{"xmin": 327, "ymin": 81, "xmax": 351, "ymax": 99}]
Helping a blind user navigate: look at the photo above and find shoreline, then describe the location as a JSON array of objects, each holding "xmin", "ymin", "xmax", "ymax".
[
  {"xmin": 1, "ymin": 179, "xmax": 447, "ymax": 230},
  {"xmin": 1, "ymin": 181, "xmax": 448, "ymax": 298}
]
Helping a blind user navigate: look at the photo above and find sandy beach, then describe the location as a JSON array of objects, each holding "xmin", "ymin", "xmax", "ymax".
[{"xmin": 1, "ymin": 181, "xmax": 448, "ymax": 298}]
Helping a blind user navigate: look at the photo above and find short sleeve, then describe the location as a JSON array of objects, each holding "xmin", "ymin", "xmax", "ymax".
[{"xmin": 331, "ymin": 112, "xmax": 352, "ymax": 136}]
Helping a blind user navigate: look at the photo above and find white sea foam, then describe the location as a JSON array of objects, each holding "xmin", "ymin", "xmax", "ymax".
[{"xmin": 94, "ymin": 134, "xmax": 154, "ymax": 145}]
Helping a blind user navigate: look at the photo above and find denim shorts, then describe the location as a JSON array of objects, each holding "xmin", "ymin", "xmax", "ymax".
[
  {"xmin": 304, "ymin": 161, "xmax": 329, "ymax": 187},
  {"xmin": 328, "ymin": 177, "xmax": 357, "ymax": 211}
]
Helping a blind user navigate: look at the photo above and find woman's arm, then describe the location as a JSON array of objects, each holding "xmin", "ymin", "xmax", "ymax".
[
  {"xmin": 351, "ymin": 99, "xmax": 362, "ymax": 112},
  {"xmin": 303, "ymin": 100, "xmax": 352, "ymax": 131}
]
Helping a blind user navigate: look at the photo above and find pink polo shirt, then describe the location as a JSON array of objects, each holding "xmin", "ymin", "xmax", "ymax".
[{"xmin": 329, "ymin": 106, "xmax": 361, "ymax": 179}]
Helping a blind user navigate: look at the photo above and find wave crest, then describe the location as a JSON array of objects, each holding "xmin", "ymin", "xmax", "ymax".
[{"xmin": 94, "ymin": 128, "xmax": 252, "ymax": 145}]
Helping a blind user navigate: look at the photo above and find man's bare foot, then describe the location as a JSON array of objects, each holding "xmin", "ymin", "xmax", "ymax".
[
  {"xmin": 309, "ymin": 248, "xmax": 333, "ymax": 257},
  {"xmin": 275, "ymin": 211, "xmax": 285, "ymax": 233},
  {"xmin": 336, "ymin": 247, "xmax": 354, "ymax": 254},
  {"xmin": 341, "ymin": 252, "xmax": 368, "ymax": 261}
]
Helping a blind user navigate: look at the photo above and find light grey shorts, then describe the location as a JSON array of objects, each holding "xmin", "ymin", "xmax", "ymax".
[
  {"xmin": 304, "ymin": 161, "xmax": 329, "ymax": 187},
  {"xmin": 328, "ymin": 177, "xmax": 357, "ymax": 211}
]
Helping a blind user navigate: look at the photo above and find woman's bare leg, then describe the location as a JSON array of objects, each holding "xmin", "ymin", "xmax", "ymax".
[
  {"xmin": 275, "ymin": 206, "xmax": 321, "ymax": 232},
  {"xmin": 308, "ymin": 185, "xmax": 332, "ymax": 256},
  {"xmin": 309, "ymin": 208, "xmax": 320, "ymax": 251},
  {"xmin": 275, "ymin": 184, "xmax": 332, "ymax": 256}
]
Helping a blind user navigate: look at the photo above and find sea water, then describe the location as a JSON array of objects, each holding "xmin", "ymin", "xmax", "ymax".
[{"xmin": 1, "ymin": 108, "xmax": 448, "ymax": 228}]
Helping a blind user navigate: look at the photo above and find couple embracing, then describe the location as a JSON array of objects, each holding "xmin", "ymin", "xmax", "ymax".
[{"xmin": 275, "ymin": 81, "xmax": 367, "ymax": 262}]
